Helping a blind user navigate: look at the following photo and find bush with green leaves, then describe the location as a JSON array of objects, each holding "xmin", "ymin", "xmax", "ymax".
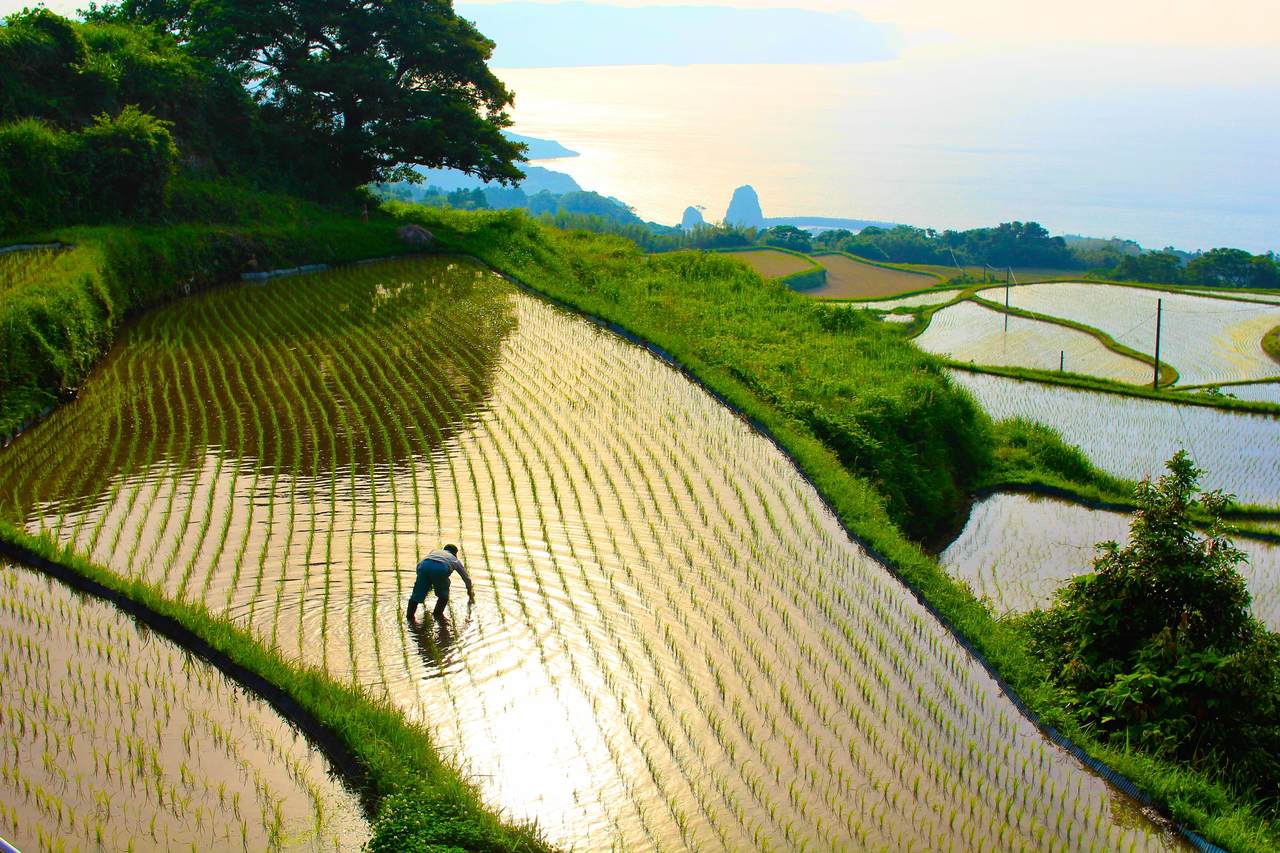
[{"xmin": 1024, "ymin": 451, "xmax": 1280, "ymax": 798}]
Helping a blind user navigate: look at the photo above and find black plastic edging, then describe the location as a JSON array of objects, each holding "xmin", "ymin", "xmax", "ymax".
[
  {"xmin": 483, "ymin": 260, "xmax": 1229, "ymax": 853},
  {"xmin": 0, "ymin": 539, "xmax": 379, "ymax": 820}
]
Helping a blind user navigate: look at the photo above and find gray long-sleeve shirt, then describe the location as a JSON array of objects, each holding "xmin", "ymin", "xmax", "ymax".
[{"xmin": 423, "ymin": 549, "xmax": 472, "ymax": 589}]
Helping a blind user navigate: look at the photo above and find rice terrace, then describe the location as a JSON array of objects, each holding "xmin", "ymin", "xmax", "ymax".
[{"xmin": 2, "ymin": 2, "xmax": 1280, "ymax": 852}]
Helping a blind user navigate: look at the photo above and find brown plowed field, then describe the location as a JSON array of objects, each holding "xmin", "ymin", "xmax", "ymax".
[{"xmin": 808, "ymin": 253, "xmax": 938, "ymax": 299}]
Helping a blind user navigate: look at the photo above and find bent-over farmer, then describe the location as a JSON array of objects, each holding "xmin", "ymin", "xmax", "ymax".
[{"xmin": 406, "ymin": 544, "xmax": 474, "ymax": 622}]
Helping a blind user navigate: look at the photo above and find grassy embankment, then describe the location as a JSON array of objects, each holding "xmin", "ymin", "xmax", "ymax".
[
  {"xmin": 1265, "ymin": 325, "xmax": 1280, "ymax": 365},
  {"xmin": 3, "ymin": 187, "xmax": 1277, "ymax": 850},
  {"xmin": 0, "ymin": 186, "xmax": 551, "ymax": 852},
  {"xmin": 388, "ymin": 203, "xmax": 1280, "ymax": 852}
]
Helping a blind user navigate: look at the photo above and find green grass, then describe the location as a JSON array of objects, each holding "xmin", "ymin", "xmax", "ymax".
[
  {"xmin": 385, "ymin": 202, "xmax": 1280, "ymax": 852},
  {"xmin": 1264, "ymin": 324, "xmax": 1280, "ymax": 366}
]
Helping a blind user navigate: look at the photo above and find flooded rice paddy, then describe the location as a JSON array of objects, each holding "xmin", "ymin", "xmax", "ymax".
[
  {"xmin": 951, "ymin": 370, "xmax": 1280, "ymax": 507},
  {"xmin": 916, "ymin": 301, "xmax": 1150, "ymax": 383},
  {"xmin": 0, "ymin": 562, "xmax": 366, "ymax": 851},
  {"xmin": 861, "ymin": 288, "xmax": 963, "ymax": 309},
  {"xmin": 0, "ymin": 257, "xmax": 1192, "ymax": 850},
  {"xmin": 1215, "ymin": 381, "xmax": 1280, "ymax": 404},
  {"xmin": 941, "ymin": 493, "xmax": 1280, "ymax": 630},
  {"xmin": 1000, "ymin": 283, "xmax": 1280, "ymax": 386}
]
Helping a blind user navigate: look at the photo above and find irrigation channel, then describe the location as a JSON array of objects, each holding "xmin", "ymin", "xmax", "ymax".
[
  {"xmin": 942, "ymin": 493, "xmax": 1280, "ymax": 630},
  {"xmin": 0, "ymin": 560, "xmax": 366, "ymax": 851},
  {"xmin": 0, "ymin": 257, "xmax": 1193, "ymax": 850}
]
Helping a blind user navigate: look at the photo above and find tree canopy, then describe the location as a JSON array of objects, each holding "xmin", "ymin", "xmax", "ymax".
[{"xmin": 95, "ymin": 0, "xmax": 525, "ymax": 189}]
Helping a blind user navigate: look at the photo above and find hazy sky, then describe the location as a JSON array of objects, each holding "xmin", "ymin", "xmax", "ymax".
[{"xmin": 6, "ymin": 0, "xmax": 1277, "ymax": 49}]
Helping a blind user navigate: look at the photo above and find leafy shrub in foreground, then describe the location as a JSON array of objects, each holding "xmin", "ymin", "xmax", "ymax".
[{"xmin": 1024, "ymin": 451, "xmax": 1280, "ymax": 799}]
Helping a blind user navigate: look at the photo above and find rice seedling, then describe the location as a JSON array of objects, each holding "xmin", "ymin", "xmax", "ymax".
[
  {"xmin": 0, "ymin": 257, "xmax": 1199, "ymax": 851},
  {"xmin": 0, "ymin": 561, "xmax": 366, "ymax": 851},
  {"xmin": 953, "ymin": 369, "xmax": 1280, "ymax": 506},
  {"xmin": 1000, "ymin": 281, "xmax": 1280, "ymax": 386},
  {"xmin": 915, "ymin": 300, "xmax": 1151, "ymax": 383}
]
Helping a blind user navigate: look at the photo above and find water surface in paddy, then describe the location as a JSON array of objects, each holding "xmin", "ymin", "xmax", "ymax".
[
  {"xmin": 942, "ymin": 493, "xmax": 1280, "ymax": 630},
  {"xmin": 0, "ymin": 562, "xmax": 366, "ymax": 852},
  {"xmin": 952, "ymin": 370, "xmax": 1280, "ymax": 507},
  {"xmin": 0, "ymin": 257, "xmax": 1190, "ymax": 850}
]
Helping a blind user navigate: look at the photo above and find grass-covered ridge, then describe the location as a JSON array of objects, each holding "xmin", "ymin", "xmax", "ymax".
[{"xmin": 387, "ymin": 203, "xmax": 1280, "ymax": 851}]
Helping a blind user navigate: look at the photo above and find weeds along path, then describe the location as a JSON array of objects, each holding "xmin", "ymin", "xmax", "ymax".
[
  {"xmin": 0, "ymin": 559, "xmax": 367, "ymax": 851},
  {"xmin": 0, "ymin": 256, "xmax": 1193, "ymax": 851}
]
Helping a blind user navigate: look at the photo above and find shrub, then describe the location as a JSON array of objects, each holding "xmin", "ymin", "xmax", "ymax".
[
  {"xmin": 1023, "ymin": 451, "xmax": 1280, "ymax": 798},
  {"xmin": 74, "ymin": 106, "xmax": 178, "ymax": 221}
]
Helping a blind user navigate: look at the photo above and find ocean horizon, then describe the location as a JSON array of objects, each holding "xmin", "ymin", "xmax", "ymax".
[{"xmin": 500, "ymin": 46, "xmax": 1280, "ymax": 253}]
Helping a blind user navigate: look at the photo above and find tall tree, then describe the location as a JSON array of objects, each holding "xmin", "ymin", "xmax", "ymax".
[{"xmin": 99, "ymin": 0, "xmax": 525, "ymax": 190}]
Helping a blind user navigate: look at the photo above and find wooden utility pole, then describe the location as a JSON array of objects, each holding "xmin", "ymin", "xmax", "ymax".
[
  {"xmin": 1153, "ymin": 298, "xmax": 1163, "ymax": 389},
  {"xmin": 1004, "ymin": 269, "xmax": 1010, "ymax": 333}
]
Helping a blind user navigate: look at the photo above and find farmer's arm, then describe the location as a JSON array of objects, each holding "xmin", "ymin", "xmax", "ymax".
[{"xmin": 455, "ymin": 559, "xmax": 475, "ymax": 601}]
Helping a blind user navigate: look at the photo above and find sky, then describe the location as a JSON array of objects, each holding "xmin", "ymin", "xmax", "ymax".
[
  {"xmin": 6, "ymin": 0, "xmax": 1278, "ymax": 50},
  {"xmin": 457, "ymin": 0, "xmax": 1280, "ymax": 50}
]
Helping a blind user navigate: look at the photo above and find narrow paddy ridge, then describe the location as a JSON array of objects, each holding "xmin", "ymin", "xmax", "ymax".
[
  {"xmin": 952, "ymin": 370, "xmax": 1280, "ymax": 507},
  {"xmin": 941, "ymin": 493, "xmax": 1280, "ymax": 630},
  {"xmin": 996, "ymin": 282, "xmax": 1280, "ymax": 386},
  {"xmin": 0, "ymin": 257, "xmax": 1191, "ymax": 850},
  {"xmin": 915, "ymin": 300, "xmax": 1150, "ymax": 383},
  {"xmin": 0, "ymin": 561, "xmax": 366, "ymax": 852}
]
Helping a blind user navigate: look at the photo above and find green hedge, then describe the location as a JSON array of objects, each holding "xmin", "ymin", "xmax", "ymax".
[{"xmin": 0, "ymin": 107, "xmax": 177, "ymax": 234}]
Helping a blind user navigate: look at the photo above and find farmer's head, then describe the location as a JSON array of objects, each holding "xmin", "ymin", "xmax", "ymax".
[{"xmin": 443, "ymin": 544, "xmax": 459, "ymax": 555}]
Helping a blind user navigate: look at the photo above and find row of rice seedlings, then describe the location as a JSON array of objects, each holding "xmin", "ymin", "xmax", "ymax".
[
  {"xmin": 0, "ymin": 259, "xmax": 1189, "ymax": 850},
  {"xmin": 1004, "ymin": 281, "xmax": 1280, "ymax": 386},
  {"xmin": 484, "ymin": 315, "xmax": 756, "ymax": 845},
  {"xmin": 0, "ymin": 246, "xmax": 66, "ymax": 296},
  {"xmin": 952, "ymin": 369, "xmax": 1280, "ymax": 506},
  {"xmin": 914, "ymin": 299, "xmax": 1151, "ymax": 383},
  {"xmin": 0, "ymin": 562, "xmax": 365, "ymax": 850}
]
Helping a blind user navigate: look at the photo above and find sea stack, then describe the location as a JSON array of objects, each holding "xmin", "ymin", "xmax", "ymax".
[
  {"xmin": 681, "ymin": 206, "xmax": 706, "ymax": 229},
  {"xmin": 724, "ymin": 185, "xmax": 765, "ymax": 228}
]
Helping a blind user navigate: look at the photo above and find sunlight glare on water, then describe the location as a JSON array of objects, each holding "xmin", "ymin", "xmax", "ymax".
[{"xmin": 0, "ymin": 257, "xmax": 1192, "ymax": 851}]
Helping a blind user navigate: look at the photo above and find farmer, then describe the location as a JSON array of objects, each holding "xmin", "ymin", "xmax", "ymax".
[{"xmin": 406, "ymin": 544, "xmax": 474, "ymax": 622}]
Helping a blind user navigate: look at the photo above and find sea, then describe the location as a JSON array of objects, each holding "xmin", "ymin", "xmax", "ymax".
[{"xmin": 498, "ymin": 45, "xmax": 1280, "ymax": 253}]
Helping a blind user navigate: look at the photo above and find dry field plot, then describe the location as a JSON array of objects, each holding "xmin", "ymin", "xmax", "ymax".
[
  {"xmin": 723, "ymin": 249, "xmax": 814, "ymax": 280},
  {"xmin": 0, "ymin": 257, "xmax": 1190, "ymax": 850},
  {"xmin": 941, "ymin": 493, "xmax": 1280, "ymax": 629},
  {"xmin": 951, "ymin": 370, "xmax": 1280, "ymax": 506},
  {"xmin": 916, "ymin": 301, "xmax": 1150, "ymax": 383},
  {"xmin": 0, "ymin": 562, "xmax": 365, "ymax": 851},
  {"xmin": 808, "ymin": 254, "xmax": 936, "ymax": 299}
]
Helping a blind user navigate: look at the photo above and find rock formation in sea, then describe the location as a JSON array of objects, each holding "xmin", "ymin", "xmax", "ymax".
[{"xmin": 724, "ymin": 185, "xmax": 765, "ymax": 228}]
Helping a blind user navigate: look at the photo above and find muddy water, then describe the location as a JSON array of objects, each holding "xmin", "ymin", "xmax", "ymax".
[
  {"xmin": 0, "ymin": 256, "xmax": 1190, "ymax": 850},
  {"xmin": 952, "ymin": 370, "xmax": 1280, "ymax": 507},
  {"xmin": 0, "ymin": 562, "xmax": 366, "ymax": 851},
  {"xmin": 942, "ymin": 492, "xmax": 1280, "ymax": 629}
]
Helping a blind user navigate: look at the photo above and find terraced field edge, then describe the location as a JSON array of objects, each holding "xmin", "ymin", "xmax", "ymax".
[{"xmin": 0, "ymin": 522, "xmax": 554, "ymax": 853}]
